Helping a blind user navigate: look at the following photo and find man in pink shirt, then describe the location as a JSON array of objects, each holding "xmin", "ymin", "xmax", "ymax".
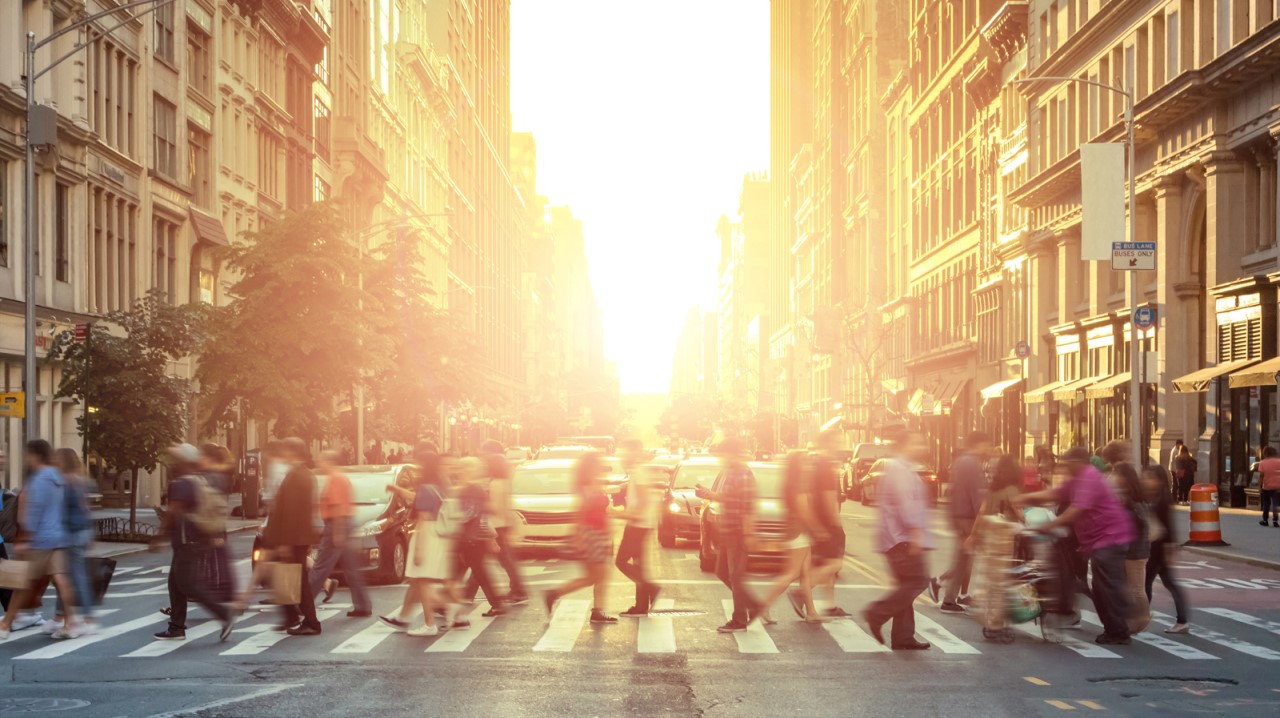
[{"xmin": 1256, "ymin": 446, "xmax": 1280, "ymax": 527}]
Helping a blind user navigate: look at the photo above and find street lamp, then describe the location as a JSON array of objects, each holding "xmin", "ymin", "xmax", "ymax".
[
  {"xmin": 22, "ymin": 0, "xmax": 182, "ymax": 445},
  {"xmin": 1011, "ymin": 75, "xmax": 1140, "ymax": 462}
]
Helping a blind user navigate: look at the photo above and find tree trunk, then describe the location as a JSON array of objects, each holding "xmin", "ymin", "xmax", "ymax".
[{"xmin": 128, "ymin": 467, "xmax": 138, "ymax": 532}]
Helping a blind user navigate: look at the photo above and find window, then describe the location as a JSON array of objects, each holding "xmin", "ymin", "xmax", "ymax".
[
  {"xmin": 154, "ymin": 4, "xmax": 175, "ymax": 64},
  {"xmin": 0, "ymin": 158, "xmax": 7, "ymax": 267},
  {"xmin": 314, "ymin": 175, "xmax": 330, "ymax": 203},
  {"xmin": 89, "ymin": 186, "xmax": 138, "ymax": 312},
  {"xmin": 188, "ymin": 126, "xmax": 211, "ymax": 206},
  {"xmin": 153, "ymin": 96, "xmax": 177, "ymax": 178},
  {"xmin": 153, "ymin": 216, "xmax": 178, "ymax": 304},
  {"xmin": 88, "ymin": 39, "xmax": 138, "ymax": 156},
  {"xmin": 314, "ymin": 97, "xmax": 331, "ymax": 161},
  {"xmin": 187, "ymin": 22, "xmax": 212, "ymax": 96},
  {"xmin": 55, "ymin": 184, "xmax": 69, "ymax": 282}
]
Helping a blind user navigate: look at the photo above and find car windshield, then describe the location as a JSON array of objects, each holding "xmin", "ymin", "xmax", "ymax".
[
  {"xmin": 672, "ymin": 463, "xmax": 720, "ymax": 489},
  {"xmin": 749, "ymin": 466, "xmax": 784, "ymax": 498},
  {"xmin": 346, "ymin": 472, "xmax": 396, "ymax": 505},
  {"xmin": 512, "ymin": 467, "xmax": 575, "ymax": 495}
]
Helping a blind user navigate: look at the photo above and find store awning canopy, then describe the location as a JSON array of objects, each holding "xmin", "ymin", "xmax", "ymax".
[
  {"xmin": 1086, "ymin": 372, "xmax": 1131, "ymax": 399},
  {"xmin": 980, "ymin": 377, "xmax": 1024, "ymax": 400},
  {"xmin": 189, "ymin": 207, "xmax": 230, "ymax": 246},
  {"xmin": 820, "ymin": 415, "xmax": 844, "ymax": 432},
  {"xmin": 906, "ymin": 387, "xmax": 934, "ymax": 415},
  {"xmin": 1052, "ymin": 376, "xmax": 1099, "ymax": 401},
  {"xmin": 1228, "ymin": 357, "xmax": 1280, "ymax": 389},
  {"xmin": 1024, "ymin": 379, "xmax": 1063, "ymax": 404},
  {"xmin": 1173, "ymin": 359, "xmax": 1261, "ymax": 393}
]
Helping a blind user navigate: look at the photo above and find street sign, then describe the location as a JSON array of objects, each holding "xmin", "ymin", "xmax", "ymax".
[
  {"xmin": 73, "ymin": 323, "xmax": 89, "ymax": 343},
  {"xmin": 1112, "ymin": 241, "xmax": 1157, "ymax": 271},
  {"xmin": 0, "ymin": 392, "xmax": 25, "ymax": 419},
  {"xmin": 1133, "ymin": 306, "xmax": 1157, "ymax": 330},
  {"xmin": 1014, "ymin": 341, "xmax": 1031, "ymax": 359}
]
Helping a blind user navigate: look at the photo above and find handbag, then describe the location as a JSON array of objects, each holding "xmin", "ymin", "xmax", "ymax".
[
  {"xmin": 269, "ymin": 561, "xmax": 302, "ymax": 605},
  {"xmin": 0, "ymin": 558, "xmax": 29, "ymax": 590},
  {"xmin": 87, "ymin": 556, "xmax": 117, "ymax": 602}
]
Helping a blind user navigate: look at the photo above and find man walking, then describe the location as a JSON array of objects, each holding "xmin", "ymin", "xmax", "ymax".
[
  {"xmin": 862, "ymin": 427, "xmax": 933, "ymax": 651},
  {"xmin": 153, "ymin": 444, "xmax": 237, "ymax": 642},
  {"xmin": 697, "ymin": 438, "xmax": 761, "ymax": 633},
  {"xmin": 308, "ymin": 451, "xmax": 372, "ymax": 618},
  {"xmin": 462, "ymin": 441, "xmax": 526, "ymax": 605},
  {"xmin": 617, "ymin": 439, "xmax": 662, "ymax": 616},
  {"xmin": 264, "ymin": 438, "xmax": 322, "ymax": 636},
  {"xmin": 928, "ymin": 431, "xmax": 991, "ymax": 613}
]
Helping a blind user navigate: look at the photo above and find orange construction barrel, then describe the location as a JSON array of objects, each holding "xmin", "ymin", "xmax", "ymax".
[{"xmin": 1185, "ymin": 483, "xmax": 1231, "ymax": 547}]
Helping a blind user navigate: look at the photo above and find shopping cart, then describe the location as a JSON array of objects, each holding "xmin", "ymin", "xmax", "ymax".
[{"xmin": 978, "ymin": 508, "xmax": 1066, "ymax": 644}]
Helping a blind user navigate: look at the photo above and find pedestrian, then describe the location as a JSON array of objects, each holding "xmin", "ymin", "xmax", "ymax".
[
  {"xmin": 262, "ymin": 438, "xmax": 322, "ymax": 636},
  {"xmin": 1254, "ymin": 446, "xmax": 1280, "ymax": 527},
  {"xmin": 860, "ymin": 427, "xmax": 933, "ymax": 651},
  {"xmin": 1172, "ymin": 444, "xmax": 1197, "ymax": 504},
  {"xmin": 1018, "ymin": 446, "xmax": 1135, "ymax": 645},
  {"xmin": 964, "ymin": 453, "xmax": 1026, "ymax": 552},
  {"xmin": 695, "ymin": 438, "xmax": 763, "ymax": 633},
  {"xmin": 543, "ymin": 452, "xmax": 618, "ymax": 625},
  {"xmin": 1141, "ymin": 464, "xmax": 1191, "ymax": 634},
  {"xmin": 758, "ymin": 450, "xmax": 823, "ymax": 623},
  {"xmin": 0, "ymin": 441, "xmax": 80, "ymax": 640},
  {"xmin": 462, "ymin": 440, "xmax": 527, "ymax": 606},
  {"xmin": 454, "ymin": 457, "xmax": 506, "ymax": 620},
  {"xmin": 0, "ymin": 445, "xmax": 47, "ymax": 633},
  {"xmin": 805, "ymin": 430, "xmax": 850, "ymax": 617},
  {"xmin": 928, "ymin": 431, "xmax": 991, "ymax": 614},
  {"xmin": 1167, "ymin": 439, "xmax": 1185, "ymax": 474},
  {"xmin": 260, "ymin": 439, "xmax": 288, "ymax": 509},
  {"xmin": 1034, "ymin": 445, "xmax": 1056, "ymax": 487},
  {"xmin": 53, "ymin": 449, "xmax": 96, "ymax": 635},
  {"xmin": 380, "ymin": 443, "xmax": 456, "ymax": 636},
  {"xmin": 199, "ymin": 444, "xmax": 236, "ymax": 604},
  {"xmin": 152, "ymin": 443, "xmax": 237, "ymax": 642},
  {"xmin": 308, "ymin": 451, "xmax": 372, "ymax": 618},
  {"xmin": 1113, "ymin": 462, "xmax": 1152, "ymax": 633},
  {"xmin": 616, "ymin": 439, "xmax": 662, "ymax": 617}
]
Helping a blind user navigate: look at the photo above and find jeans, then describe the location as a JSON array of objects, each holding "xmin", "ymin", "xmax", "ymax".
[
  {"xmin": 1262, "ymin": 490, "xmax": 1278, "ymax": 523},
  {"xmin": 866, "ymin": 543, "xmax": 929, "ymax": 645},
  {"xmin": 615, "ymin": 524, "xmax": 652, "ymax": 608},
  {"xmin": 0, "ymin": 544, "xmax": 10, "ymax": 611},
  {"xmin": 282, "ymin": 545, "xmax": 320, "ymax": 630},
  {"xmin": 168, "ymin": 543, "xmax": 230, "ymax": 631},
  {"xmin": 1145, "ymin": 542, "xmax": 1190, "ymax": 624},
  {"xmin": 58, "ymin": 529, "xmax": 94, "ymax": 618},
  {"xmin": 307, "ymin": 517, "xmax": 370, "ymax": 613},
  {"xmin": 715, "ymin": 531, "xmax": 757, "ymax": 624},
  {"xmin": 457, "ymin": 540, "xmax": 503, "ymax": 609},
  {"xmin": 464, "ymin": 527, "xmax": 524, "ymax": 600},
  {"xmin": 1089, "ymin": 543, "xmax": 1132, "ymax": 638},
  {"xmin": 941, "ymin": 517, "xmax": 975, "ymax": 603}
]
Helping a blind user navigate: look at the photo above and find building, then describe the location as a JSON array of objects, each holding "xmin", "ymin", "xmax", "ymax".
[
  {"xmin": 671, "ymin": 307, "xmax": 717, "ymax": 398},
  {"xmin": 716, "ymin": 173, "xmax": 770, "ymax": 406}
]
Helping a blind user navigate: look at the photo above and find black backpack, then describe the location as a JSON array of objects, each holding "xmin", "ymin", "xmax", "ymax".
[{"xmin": 0, "ymin": 490, "xmax": 18, "ymax": 544}]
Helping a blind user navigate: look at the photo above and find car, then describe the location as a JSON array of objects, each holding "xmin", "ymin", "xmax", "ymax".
[
  {"xmin": 251, "ymin": 464, "xmax": 417, "ymax": 585},
  {"xmin": 847, "ymin": 443, "xmax": 894, "ymax": 500},
  {"xmin": 600, "ymin": 456, "xmax": 630, "ymax": 506},
  {"xmin": 658, "ymin": 456, "xmax": 721, "ymax": 547},
  {"xmin": 858, "ymin": 459, "xmax": 939, "ymax": 506},
  {"xmin": 697, "ymin": 461, "xmax": 789, "ymax": 572},
  {"xmin": 509, "ymin": 459, "xmax": 581, "ymax": 552},
  {"xmin": 536, "ymin": 445, "xmax": 593, "ymax": 461},
  {"xmin": 503, "ymin": 447, "xmax": 532, "ymax": 465}
]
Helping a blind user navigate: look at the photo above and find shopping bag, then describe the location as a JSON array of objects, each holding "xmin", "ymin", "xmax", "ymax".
[
  {"xmin": 87, "ymin": 556, "xmax": 117, "ymax": 602},
  {"xmin": 270, "ymin": 561, "xmax": 302, "ymax": 605},
  {"xmin": 0, "ymin": 559, "xmax": 29, "ymax": 590},
  {"xmin": 203, "ymin": 544, "xmax": 234, "ymax": 603}
]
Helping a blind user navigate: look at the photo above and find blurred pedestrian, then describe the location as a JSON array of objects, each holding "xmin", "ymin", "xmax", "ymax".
[
  {"xmin": 381, "ymin": 443, "xmax": 455, "ymax": 636},
  {"xmin": 262, "ymin": 438, "xmax": 321, "ymax": 636},
  {"xmin": 965, "ymin": 454, "xmax": 1027, "ymax": 553},
  {"xmin": 53, "ymin": 449, "xmax": 95, "ymax": 634},
  {"xmin": 616, "ymin": 439, "xmax": 662, "ymax": 617},
  {"xmin": 153, "ymin": 443, "xmax": 237, "ymax": 642},
  {"xmin": 543, "ymin": 452, "xmax": 618, "ymax": 625},
  {"xmin": 261, "ymin": 439, "xmax": 288, "ymax": 509},
  {"xmin": 928, "ymin": 431, "xmax": 991, "ymax": 614},
  {"xmin": 199, "ymin": 444, "xmax": 236, "ymax": 604},
  {"xmin": 808, "ymin": 430, "xmax": 850, "ymax": 618},
  {"xmin": 1142, "ymin": 464, "xmax": 1191, "ymax": 634},
  {"xmin": 758, "ymin": 450, "xmax": 822, "ymax": 623},
  {"xmin": 463, "ymin": 441, "xmax": 526, "ymax": 605},
  {"xmin": 1255, "ymin": 446, "xmax": 1280, "ymax": 527},
  {"xmin": 1113, "ymin": 462, "xmax": 1151, "ymax": 633},
  {"xmin": 1034, "ymin": 445, "xmax": 1056, "ymax": 487},
  {"xmin": 309, "ymin": 451, "xmax": 372, "ymax": 618},
  {"xmin": 861, "ymin": 427, "xmax": 933, "ymax": 650},
  {"xmin": 455, "ymin": 457, "xmax": 505, "ymax": 619},
  {"xmin": 1172, "ymin": 444, "xmax": 1196, "ymax": 505},
  {"xmin": 696, "ymin": 438, "xmax": 762, "ymax": 633},
  {"xmin": 0, "ymin": 441, "xmax": 79, "ymax": 640},
  {"xmin": 0, "ymin": 445, "xmax": 47, "ymax": 632}
]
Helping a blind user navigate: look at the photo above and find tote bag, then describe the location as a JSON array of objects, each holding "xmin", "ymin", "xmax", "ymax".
[{"xmin": 269, "ymin": 561, "xmax": 302, "ymax": 605}]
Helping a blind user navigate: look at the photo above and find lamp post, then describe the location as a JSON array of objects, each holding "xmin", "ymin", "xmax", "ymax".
[{"xmin": 1011, "ymin": 75, "xmax": 1140, "ymax": 463}]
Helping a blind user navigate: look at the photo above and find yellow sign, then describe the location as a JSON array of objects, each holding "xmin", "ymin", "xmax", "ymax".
[{"xmin": 0, "ymin": 392, "xmax": 25, "ymax": 419}]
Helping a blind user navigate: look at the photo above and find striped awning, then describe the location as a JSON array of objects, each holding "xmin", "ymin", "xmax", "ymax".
[
  {"xmin": 1173, "ymin": 359, "xmax": 1261, "ymax": 393},
  {"xmin": 980, "ymin": 377, "xmax": 1024, "ymax": 400},
  {"xmin": 1051, "ymin": 376, "xmax": 1099, "ymax": 401}
]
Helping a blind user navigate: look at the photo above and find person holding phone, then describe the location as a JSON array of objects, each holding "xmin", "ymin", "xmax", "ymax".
[{"xmin": 698, "ymin": 438, "xmax": 762, "ymax": 633}]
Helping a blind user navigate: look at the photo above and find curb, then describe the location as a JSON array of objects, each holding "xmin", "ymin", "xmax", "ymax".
[
  {"xmin": 1181, "ymin": 544, "xmax": 1280, "ymax": 572},
  {"xmin": 88, "ymin": 522, "xmax": 263, "ymax": 561}
]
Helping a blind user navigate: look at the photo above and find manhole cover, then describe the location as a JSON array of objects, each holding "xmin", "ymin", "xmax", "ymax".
[
  {"xmin": 646, "ymin": 609, "xmax": 707, "ymax": 617},
  {"xmin": 0, "ymin": 698, "xmax": 91, "ymax": 713}
]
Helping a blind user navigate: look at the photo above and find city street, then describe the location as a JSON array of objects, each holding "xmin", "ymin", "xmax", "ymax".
[{"xmin": 3, "ymin": 503, "xmax": 1278, "ymax": 718}]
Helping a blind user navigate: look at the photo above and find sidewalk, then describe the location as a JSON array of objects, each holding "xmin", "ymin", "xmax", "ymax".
[
  {"xmin": 88, "ymin": 494, "xmax": 262, "ymax": 559},
  {"xmin": 1174, "ymin": 504, "xmax": 1280, "ymax": 570}
]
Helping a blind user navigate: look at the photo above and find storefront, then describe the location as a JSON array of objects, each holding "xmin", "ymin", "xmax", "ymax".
[
  {"xmin": 906, "ymin": 377, "xmax": 973, "ymax": 481},
  {"xmin": 1024, "ymin": 379, "xmax": 1064, "ymax": 454},
  {"xmin": 979, "ymin": 376, "xmax": 1024, "ymax": 458}
]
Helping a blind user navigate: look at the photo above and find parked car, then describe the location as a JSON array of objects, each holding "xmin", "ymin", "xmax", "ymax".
[
  {"xmin": 658, "ymin": 456, "xmax": 720, "ymax": 547},
  {"xmin": 509, "ymin": 459, "xmax": 581, "ymax": 552},
  {"xmin": 251, "ymin": 464, "xmax": 417, "ymax": 584},
  {"xmin": 858, "ymin": 459, "xmax": 939, "ymax": 506},
  {"xmin": 536, "ymin": 445, "xmax": 593, "ymax": 461},
  {"xmin": 847, "ymin": 443, "xmax": 895, "ymax": 500},
  {"xmin": 697, "ymin": 461, "xmax": 789, "ymax": 572}
]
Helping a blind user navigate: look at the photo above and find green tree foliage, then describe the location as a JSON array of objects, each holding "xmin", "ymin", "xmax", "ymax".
[{"xmin": 47, "ymin": 290, "xmax": 205, "ymax": 528}]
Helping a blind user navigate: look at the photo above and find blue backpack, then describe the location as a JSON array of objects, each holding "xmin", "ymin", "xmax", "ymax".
[{"xmin": 64, "ymin": 478, "xmax": 91, "ymax": 533}]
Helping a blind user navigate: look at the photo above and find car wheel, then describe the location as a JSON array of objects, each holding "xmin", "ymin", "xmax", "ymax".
[
  {"xmin": 381, "ymin": 539, "xmax": 407, "ymax": 585},
  {"xmin": 658, "ymin": 520, "xmax": 676, "ymax": 548},
  {"xmin": 698, "ymin": 534, "xmax": 715, "ymax": 573}
]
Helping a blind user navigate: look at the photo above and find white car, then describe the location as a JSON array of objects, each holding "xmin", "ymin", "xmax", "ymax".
[{"xmin": 510, "ymin": 459, "xmax": 581, "ymax": 551}]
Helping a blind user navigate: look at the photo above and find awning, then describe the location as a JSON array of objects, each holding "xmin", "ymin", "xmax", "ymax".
[
  {"xmin": 189, "ymin": 207, "xmax": 230, "ymax": 246},
  {"xmin": 1228, "ymin": 357, "xmax": 1280, "ymax": 389},
  {"xmin": 881, "ymin": 378, "xmax": 905, "ymax": 395},
  {"xmin": 1086, "ymin": 372, "xmax": 1131, "ymax": 399},
  {"xmin": 1024, "ymin": 379, "xmax": 1063, "ymax": 404},
  {"xmin": 906, "ymin": 388, "xmax": 932, "ymax": 415},
  {"xmin": 1051, "ymin": 376, "xmax": 1098, "ymax": 401},
  {"xmin": 980, "ymin": 377, "xmax": 1024, "ymax": 400},
  {"xmin": 936, "ymin": 378, "xmax": 969, "ymax": 406},
  {"xmin": 820, "ymin": 415, "xmax": 844, "ymax": 432},
  {"xmin": 1173, "ymin": 359, "xmax": 1261, "ymax": 393}
]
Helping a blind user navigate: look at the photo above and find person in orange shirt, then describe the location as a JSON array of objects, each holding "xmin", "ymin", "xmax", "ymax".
[
  {"xmin": 309, "ymin": 451, "xmax": 372, "ymax": 617},
  {"xmin": 1257, "ymin": 446, "xmax": 1280, "ymax": 528}
]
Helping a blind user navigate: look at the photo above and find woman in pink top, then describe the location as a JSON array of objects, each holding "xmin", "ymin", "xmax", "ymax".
[
  {"xmin": 1256, "ymin": 446, "xmax": 1280, "ymax": 527},
  {"xmin": 542, "ymin": 452, "xmax": 617, "ymax": 625}
]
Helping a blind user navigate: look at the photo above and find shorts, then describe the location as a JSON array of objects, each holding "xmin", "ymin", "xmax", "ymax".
[
  {"xmin": 785, "ymin": 533, "xmax": 811, "ymax": 550},
  {"xmin": 24, "ymin": 548, "xmax": 68, "ymax": 580},
  {"xmin": 812, "ymin": 529, "xmax": 846, "ymax": 560},
  {"xmin": 581, "ymin": 527, "xmax": 614, "ymax": 565}
]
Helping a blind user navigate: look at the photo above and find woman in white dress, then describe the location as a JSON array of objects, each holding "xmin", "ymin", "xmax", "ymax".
[{"xmin": 379, "ymin": 444, "xmax": 455, "ymax": 637}]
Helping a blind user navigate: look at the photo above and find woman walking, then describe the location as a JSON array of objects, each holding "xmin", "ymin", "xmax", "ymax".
[
  {"xmin": 380, "ymin": 443, "xmax": 457, "ymax": 637},
  {"xmin": 53, "ymin": 449, "xmax": 95, "ymax": 635},
  {"xmin": 1114, "ymin": 462, "xmax": 1152, "ymax": 634},
  {"xmin": 758, "ymin": 451, "xmax": 823, "ymax": 623},
  {"xmin": 543, "ymin": 452, "xmax": 617, "ymax": 625},
  {"xmin": 1142, "ymin": 464, "xmax": 1191, "ymax": 634},
  {"xmin": 1172, "ymin": 444, "xmax": 1197, "ymax": 504}
]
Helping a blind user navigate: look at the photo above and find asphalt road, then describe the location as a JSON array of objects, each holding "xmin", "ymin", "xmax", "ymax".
[{"xmin": 2, "ymin": 502, "xmax": 1279, "ymax": 717}]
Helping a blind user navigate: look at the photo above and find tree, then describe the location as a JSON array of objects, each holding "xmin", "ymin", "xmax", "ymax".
[
  {"xmin": 198, "ymin": 201, "xmax": 386, "ymax": 443},
  {"xmin": 48, "ymin": 290, "xmax": 205, "ymax": 530}
]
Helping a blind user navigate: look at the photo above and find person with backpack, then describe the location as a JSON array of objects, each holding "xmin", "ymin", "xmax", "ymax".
[
  {"xmin": 153, "ymin": 444, "xmax": 237, "ymax": 642},
  {"xmin": 51, "ymin": 449, "xmax": 95, "ymax": 634}
]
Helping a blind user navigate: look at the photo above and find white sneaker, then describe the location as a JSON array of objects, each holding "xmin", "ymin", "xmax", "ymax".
[
  {"xmin": 78, "ymin": 620, "xmax": 98, "ymax": 636},
  {"xmin": 41, "ymin": 619, "xmax": 64, "ymax": 635},
  {"xmin": 11, "ymin": 612, "xmax": 45, "ymax": 632},
  {"xmin": 407, "ymin": 624, "xmax": 439, "ymax": 637},
  {"xmin": 51, "ymin": 623, "xmax": 83, "ymax": 640}
]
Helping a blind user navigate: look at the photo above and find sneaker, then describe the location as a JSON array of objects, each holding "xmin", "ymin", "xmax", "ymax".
[
  {"xmin": 286, "ymin": 624, "xmax": 321, "ymax": 636},
  {"xmin": 11, "ymin": 613, "xmax": 45, "ymax": 632},
  {"xmin": 716, "ymin": 620, "xmax": 747, "ymax": 633},
  {"xmin": 1164, "ymin": 623, "xmax": 1190, "ymax": 635},
  {"xmin": 956, "ymin": 594, "xmax": 974, "ymax": 607},
  {"xmin": 824, "ymin": 607, "xmax": 852, "ymax": 618},
  {"xmin": 220, "ymin": 613, "xmax": 238, "ymax": 642},
  {"xmin": 450, "ymin": 620, "xmax": 471, "ymax": 631},
  {"xmin": 1262, "ymin": 520, "xmax": 1269, "ymax": 527},
  {"xmin": 925, "ymin": 577, "xmax": 942, "ymax": 603},
  {"xmin": 0, "ymin": 628, "xmax": 9, "ymax": 640},
  {"xmin": 939, "ymin": 602, "xmax": 966, "ymax": 614},
  {"xmin": 505, "ymin": 594, "xmax": 529, "ymax": 606},
  {"xmin": 378, "ymin": 615, "xmax": 409, "ymax": 632},
  {"xmin": 51, "ymin": 623, "xmax": 84, "ymax": 640},
  {"xmin": 620, "ymin": 606, "xmax": 649, "ymax": 618},
  {"xmin": 153, "ymin": 628, "xmax": 186, "ymax": 641},
  {"xmin": 407, "ymin": 624, "xmax": 439, "ymax": 637},
  {"xmin": 481, "ymin": 607, "xmax": 506, "ymax": 619},
  {"xmin": 590, "ymin": 611, "xmax": 618, "ymax": 624},
  {"xmin": 346, "ymin": 610, "xmax": 372, "ymax": 618},
  {"xmin": 78, "ymin": 620, "xmax": 98, "ymax": 637},
  {"xmin": 41, "ymin": 619, "xmax": 63, "ymax": 635}
]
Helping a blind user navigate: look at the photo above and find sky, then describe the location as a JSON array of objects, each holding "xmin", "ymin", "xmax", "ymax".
[{"xmin": 510, "ymin": 0, "xmax": 770, "ymax": 394}]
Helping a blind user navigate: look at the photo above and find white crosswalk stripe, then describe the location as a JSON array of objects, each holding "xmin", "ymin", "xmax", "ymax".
[
  {"xmin": 821, "ymin": 617, "xmax": 890, "ymax": 653},
  {"xmin": 15, "ymin": 614, "xmax": 163, "ymax": 660},
  {"xmin": 0, "ymin": 610, "xmax": 121, "ymax": 646},
  {"xmin": 220, "ymin": 608, "xmax": 341, "ymax": 656},
  {"xmin": 1150, "ymin": 611, "xmax": 1280, "ymax": 661},
  {"xmin": 1201, "ymin": 607, "xmax": 1280, "ymax": 637},
  {"xmin": 722, "ymin": 599, "xmax": 777, "ymax": 654},
  {"xmin": 533, "ymin": 599, "xmax": 589, "ymax": 652},
  {"xmin": 913, "ymin": 613, "xmax": 980, "ymax": 654},
  {"xmin": 637, "ymin": 599, "xmax": 677, "ymax": 653},
  {"xmin": 1010, "ymin": 622, "xmax": 1120, "ymax": 659},
  {"xmin": 122, "ymin": 614, "xmax": 257, "ymax": 657},
  {"xmin": 1078, "ymin": 610, "xmax": 1218, "ymax": 660},
  {"xmin": 427, "ymin": 603, "xmax": 499, "ymax": 653}
]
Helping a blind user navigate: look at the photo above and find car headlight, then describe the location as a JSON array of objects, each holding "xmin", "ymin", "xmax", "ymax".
[
  {"xmin": 355, "ymin": 519, "xmax": 387, "ymax": 537},
  {"xmin": 669, "ymin": 501, "xmax": 682, "ymax": 514}
]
